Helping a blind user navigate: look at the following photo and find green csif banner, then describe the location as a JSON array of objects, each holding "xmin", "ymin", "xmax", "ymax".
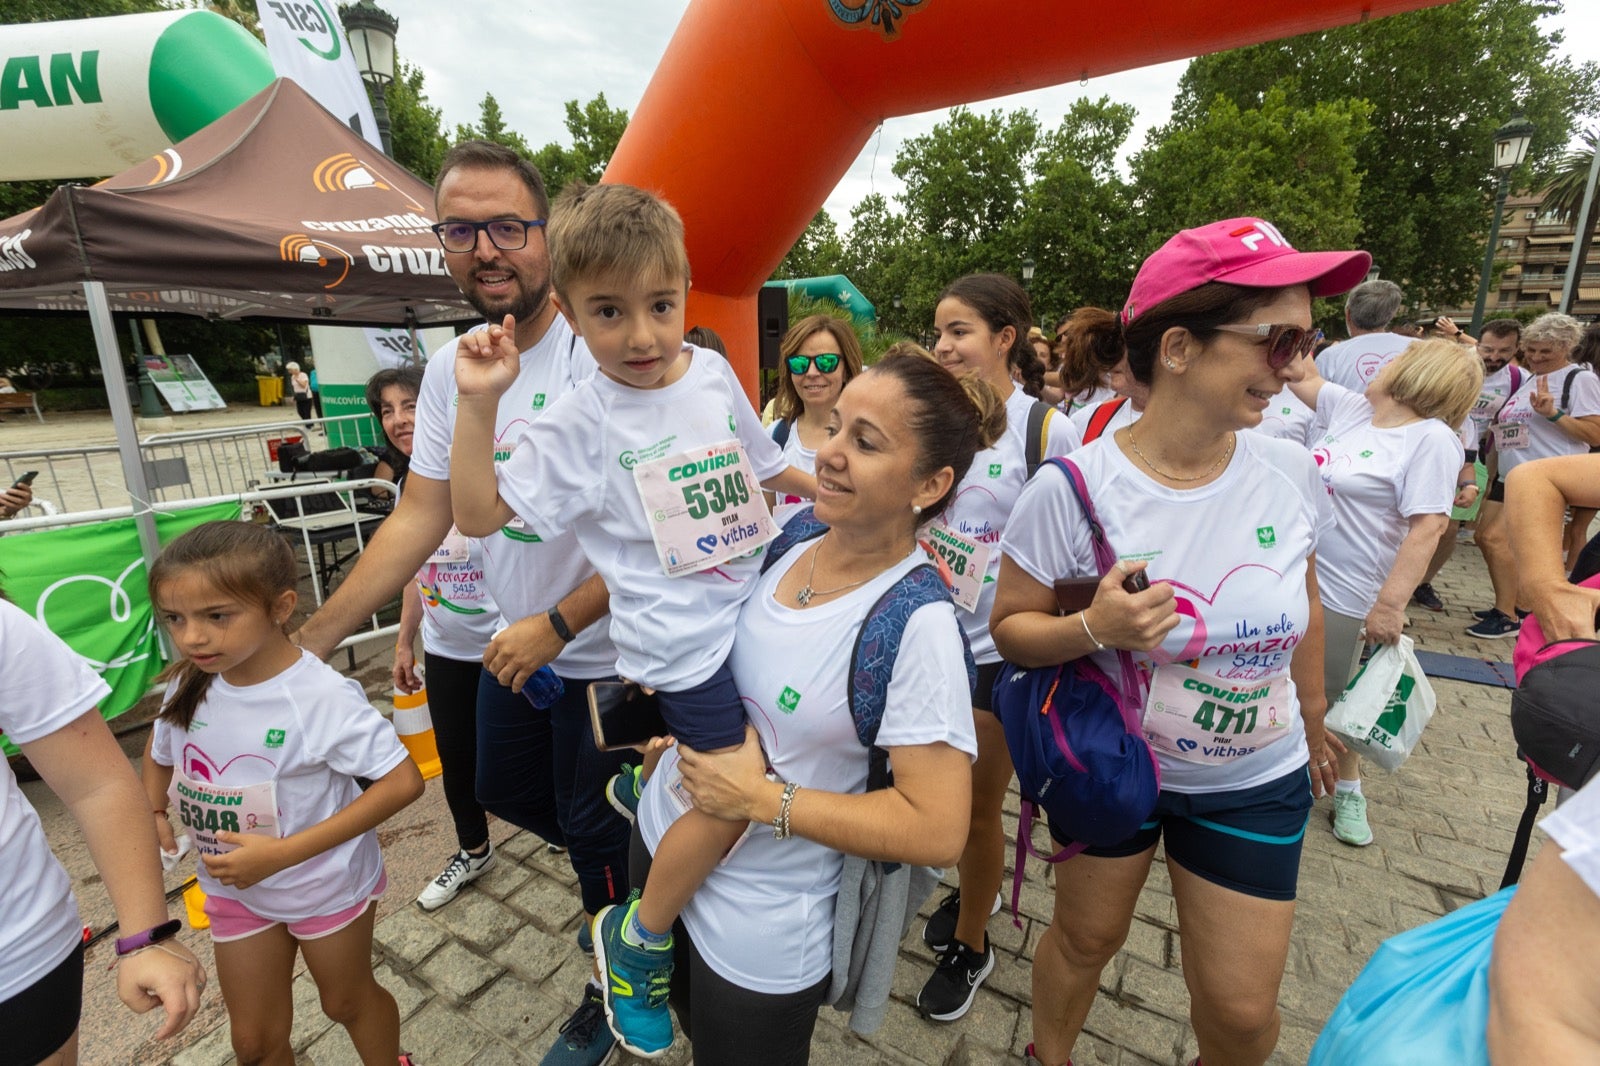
[{"xmin": 0, "ymin": 502, "xmax": 240, "ymax": 753}]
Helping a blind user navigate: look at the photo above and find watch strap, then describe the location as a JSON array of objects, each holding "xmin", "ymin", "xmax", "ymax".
[
  {"xmin": 546, "ymin": 605, "xmax": 575, "ymax": 644},
  {"xmin": 115, "ymin": 918, "xmax": 183, "ymax": 957}
]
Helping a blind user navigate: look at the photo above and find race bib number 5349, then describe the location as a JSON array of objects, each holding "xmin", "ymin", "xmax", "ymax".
[{"xmin": 634, "ymin": 439, "xmax": 778, "ymax": 577}]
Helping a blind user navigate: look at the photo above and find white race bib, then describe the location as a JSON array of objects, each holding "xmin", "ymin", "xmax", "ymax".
[
  {"xmin": 170, "ymin": 769, "xmax": 279, "ymax": 857},
  {"xmin": 922, "ymin": 523, "xmax": 991, "ymax": 613},
  {"xmin": 1494, "ymin": 420, "xmax": 1530, "ymax": 451},
  {"xmin": 633, "ymin": 439, "xmax": 778, "ymax": 577},
  {"xmin": 1143, "ymin": 663, "xmax": 1295, "ymax": 765}
]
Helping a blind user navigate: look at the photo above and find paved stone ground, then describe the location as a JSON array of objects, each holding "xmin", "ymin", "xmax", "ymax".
[{"xmin": 78, "ymin": 532, "xmax": 1543, "ymax": 1065}]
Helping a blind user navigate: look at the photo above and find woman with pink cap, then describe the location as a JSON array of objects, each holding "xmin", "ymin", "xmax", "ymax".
[{"xmin": 992, "ymin": 218, "xmax": 1369, "ymax": 1066}]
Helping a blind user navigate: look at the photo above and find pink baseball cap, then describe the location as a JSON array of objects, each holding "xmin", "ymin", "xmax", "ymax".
[{"xmin": 1122, "ymin": 218, "xmax": 1371, "ymax": 324}]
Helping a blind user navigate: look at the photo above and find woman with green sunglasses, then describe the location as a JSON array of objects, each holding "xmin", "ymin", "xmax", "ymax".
[{"xmin": 768, "ymin": 314, "xmax": 865, "ymax": 525}]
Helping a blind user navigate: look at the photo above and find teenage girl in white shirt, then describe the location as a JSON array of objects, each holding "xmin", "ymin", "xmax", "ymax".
[
  {"xmin": 993, "ymin": 217, "xmax": 1369, "ymax": 1066},
  {"xmin": 914, "ymin": 273, "xmax": 1080, "ymax": 1024},
  {"xmin": 1282, "ymin": 339, "xmax": 1480, "ymax": 847},
  {"xmin": 142, "ymin": 522, "xmax": 424, "ymax": 1066}
]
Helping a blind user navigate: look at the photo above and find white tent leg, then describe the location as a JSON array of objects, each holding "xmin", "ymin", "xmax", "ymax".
[{"xmin": 84, "ymin": 280, "xmax": 163, "ymax": 580}]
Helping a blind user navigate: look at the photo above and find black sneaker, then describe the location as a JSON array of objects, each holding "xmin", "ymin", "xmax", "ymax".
[
  {"xmin": 921, "ymin": 889, "xmax": 1002, "ymax": 954},
  {"xmin": 1411, "ymin": 583, "xmax": 1445, "ymax": 612},
  {"xmin": 916, "ymin": 937, "xmax": 995, "ymax": 1022},
  {"xmin": 1466, "ymin": 609, "xmax": 1521, "ymax": 640},
  {"xmin": 538, "ymin": 985, "xmax": 617, "ymax": 1066},
  {"xmin": 1474, "ymin": 606, "xmax": 1530, "ymax": 620}
]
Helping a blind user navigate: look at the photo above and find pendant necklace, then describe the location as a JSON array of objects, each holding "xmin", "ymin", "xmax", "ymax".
[{"xmin": 795, "ymin": 537, "xmax": 872, "ymax": 606}]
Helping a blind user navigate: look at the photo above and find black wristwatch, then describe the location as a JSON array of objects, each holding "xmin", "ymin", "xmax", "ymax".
[{"xmin": 547, "ymin": 605, "xmax": 575, "ymax": 644}]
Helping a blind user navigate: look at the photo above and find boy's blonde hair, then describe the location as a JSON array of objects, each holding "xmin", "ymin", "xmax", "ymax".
[
  {"xmin": 546, "ymin": 182, "xmax": 691, "ymax": 300},
  {"xmin": 1370, "ymin": 338, "xmax": 1484, "ymax": 428}
]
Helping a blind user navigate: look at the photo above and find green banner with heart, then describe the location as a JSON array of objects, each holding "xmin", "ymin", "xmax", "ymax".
[{"xmin": 0, "ymin": 502, "xmax": 241, "ymax": 753}]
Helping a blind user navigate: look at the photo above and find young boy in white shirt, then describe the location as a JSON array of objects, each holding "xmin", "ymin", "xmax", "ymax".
[{"xmin": 450, "ymin": 182, "xmax": 815, "ymax": 1058}]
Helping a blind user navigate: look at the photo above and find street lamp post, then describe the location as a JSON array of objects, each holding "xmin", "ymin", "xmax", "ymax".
[
  {"xmin": 1021, "ymin": 257, "xmax": 1037, "ymax": 325},
  {"xmin": 1470, "ymin": 111, "xmax": 1535, "ymax": 335},
  {"xmin": 340, "ymin": 0, "xmax": 398, "ymax": 156}
]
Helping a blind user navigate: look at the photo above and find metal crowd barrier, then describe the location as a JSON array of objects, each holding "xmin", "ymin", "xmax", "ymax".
[
  {"xmin": 5, "ymin": 478, "xmax": 401, "ymax": 657},
  {"xmin": 0, "ymin": 412, "xmax": 376, "ymax": 514}
]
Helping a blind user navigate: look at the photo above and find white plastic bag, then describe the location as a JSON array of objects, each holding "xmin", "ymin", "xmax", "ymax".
[{"xmin": 1326, "ymin": 635, "xmax": 1436, "ymax": 771}]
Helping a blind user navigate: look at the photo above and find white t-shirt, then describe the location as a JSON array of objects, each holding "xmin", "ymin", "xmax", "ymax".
[
  {"xmin": 1068, "ymin": 397, "xmax": 1140, "ymax": 442},
  {"xmin": 941, "ymin": 390, "xmax": 1080, "ymax": 662},
  {"xmin": 1492, "ymin": 365, "xmax": 1600, "ymax": 476},
  {"xmin": 411, "ymin": 317, "xmax": 616, "ymax": 678},
  {"xmin": 149, "ymin": 651, "xmax": 409, "ymax": 922},
  {"xmin": 1543, "ymin": 773, "xmax": 1600, "ymax": 898},
  {"xmin": 1251, "ymin": 386, "xmax": 1319, "ymax": 448},
  {"xmin": 1315, "ymin": 332, "xmax": 1413, "ymax": 392},
  {"xmin": 1469, "ymin": 364, "xmax": 1525, "ymax": 446},
  {"xmin": 1000, "ymin": 432, "xmax": 1333, "ymax": 793},
  {"xmin": 496, "ymin": 347, "xmax": 792, "ymax": 690},
  {"xmin": 398, "ymin": 477, "xmax": 502, "ymax": 662},
  {"xmin": 0, "ymin": 600, "xmax": 110, "ymax": 1002},
  {"xmin": 1307, "ymin": 385, "xmax": 1463, "ymax": 619},
  {"xmin": 1063, "ymin": 384, "xmax": 1118, "ymax": 416},
  {"xmin": 637, "ymin": 547, "xmax": 977, "ymax": 993},
  {"xmin": 771, "ymin": 423, "xmax": 815, "ymax": 528}
]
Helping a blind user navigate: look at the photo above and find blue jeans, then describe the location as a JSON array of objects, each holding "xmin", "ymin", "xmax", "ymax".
[{"xmin": 475, "ymin": 669, "xmax": 633, "ymax": 915}]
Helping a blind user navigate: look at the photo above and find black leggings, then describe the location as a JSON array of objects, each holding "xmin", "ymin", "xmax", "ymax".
[
  {"xmin": 424, "ymin": 651, "xmax": 490, "ymax": 852},
  {"xmin": 0, "ymin": 941, "xmax": 83, "ymax": 1065},
  {"xmin": 629, "ymin": 829, "xmax": 829, "ymax": 1066}
]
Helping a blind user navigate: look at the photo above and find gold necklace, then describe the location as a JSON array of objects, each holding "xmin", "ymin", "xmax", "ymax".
[
  {"xmin": 1127, "ymin": 429, "xmax": 1235, "ymax": 483},
  {"xmin": 795, "ymin": 537, "xmax": 873, "ymax": 606}
]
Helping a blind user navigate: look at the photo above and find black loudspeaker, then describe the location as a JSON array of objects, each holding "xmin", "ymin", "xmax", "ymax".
[{"xmin": 758, "ymin": 286, "xmax": 789, "ymax": 371}]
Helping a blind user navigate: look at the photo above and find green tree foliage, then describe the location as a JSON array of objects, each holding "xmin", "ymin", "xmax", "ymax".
[
  {"xmin": 1132, "ymin": 85, "xmax": 1371, "ymax": 314},
  {"xmin": 384, "ymin": 60, "xmax": 449, "ymax": 182},
  {"xmin": 1168, "ymin": 0, "xmax": 1599, "ymax": 309},
  {"xmin": 454, "ymin": 93, "xmax": 529, "ymax": 155},
  {"xmin": 774, "ymin": 209, "xmax": 846, "ymax": 282},
  {"xmin": 531, "ymin": 94, "xmax": 630, "ymax": 196}
]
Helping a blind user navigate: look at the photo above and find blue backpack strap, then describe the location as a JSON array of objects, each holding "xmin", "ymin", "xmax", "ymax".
[
  {"xmin": 761, "ymin": 505, "xmax": 827, "ymax": 574},
  {"xmin": 849, "ymin": 563, "xmax": 975, "ymax": 793},
  {"xmin": 770, "ymin": 418, "xmax": 792, "ymax": 448}
]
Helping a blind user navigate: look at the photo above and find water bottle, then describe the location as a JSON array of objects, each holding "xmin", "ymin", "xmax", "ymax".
[{"xmin": 521, "ymin": 665, "xmax": 565, "ymax": 709}]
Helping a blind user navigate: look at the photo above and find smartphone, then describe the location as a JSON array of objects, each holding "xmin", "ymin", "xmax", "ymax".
[
  {"xmin": 588, "ymin": 681, "xmax": 668, "ymax": 752},
  {"xmin": 11, "ymin": 471, "xmax": 37, "ymax": 488},
  {"xmin": 1053, "ymin": 568, "xmax": 1151, "ymax": 614}
]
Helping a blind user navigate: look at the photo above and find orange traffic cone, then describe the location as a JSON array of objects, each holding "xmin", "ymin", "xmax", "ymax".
[{"xmin": 393, "ymin": 684, "xmax": 442, "ymax": 780}]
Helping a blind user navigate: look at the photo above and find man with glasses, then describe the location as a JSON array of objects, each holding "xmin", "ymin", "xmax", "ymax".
[
  {"xmin": 297, "ymin": 140, "xmax": 629, "ymax": 1066},
  {"xmin": 1411, "ymin": 318, "xmax": 1524, "ymax": 612}
]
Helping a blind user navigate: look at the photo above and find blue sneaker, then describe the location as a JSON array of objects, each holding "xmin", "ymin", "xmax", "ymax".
[
  {"xmin": 539, "ymin": 984, "xmax": 617, "ymax": 1066},
  {"xmin": 605, "ymin": 764, "xmax": 643, "ymax": 824},
  {"xmin": 591, "ymin": 900, "xmax": 673, "ymax": 1058}
]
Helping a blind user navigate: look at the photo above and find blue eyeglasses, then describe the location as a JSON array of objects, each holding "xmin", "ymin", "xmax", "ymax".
[{"xmin": 431, "ymin": 218, "xmax": 545, "ymax": 253}]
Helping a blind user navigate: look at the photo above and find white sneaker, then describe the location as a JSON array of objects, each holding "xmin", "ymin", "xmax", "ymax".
[{"xmin": 416, "ymin": 845, "xmax": 495, "ymax": 910}]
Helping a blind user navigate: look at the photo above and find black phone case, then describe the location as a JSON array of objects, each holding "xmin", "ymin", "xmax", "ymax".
[{"xmin": 587, "ymin": 682, "xmax": 668, "ymax": 752}]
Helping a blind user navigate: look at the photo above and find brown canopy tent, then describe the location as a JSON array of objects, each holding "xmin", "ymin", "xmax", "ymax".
[{"xmin": 0, "ymin": 77, "xmax": 474, "ymax": 563}]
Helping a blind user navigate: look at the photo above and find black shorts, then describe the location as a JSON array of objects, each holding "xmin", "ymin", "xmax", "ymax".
[
  {"xmin": 971, "ymin": 661, "xmax": 1004, "ymax": 712},
  {"xmin": 1487, "ymin": 477, "xmax": 1506, "ymax": 504},
  {"xmin": 0, "ymin": 941, "xmax": 83, "ymax": 1065},
  {"xmin": 1052, "ymin": 766, "xmax": 1314, "ymax": 901}
]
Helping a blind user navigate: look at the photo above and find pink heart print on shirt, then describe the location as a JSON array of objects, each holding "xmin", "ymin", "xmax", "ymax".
[
  {"xmin": 182, "ymin": 743, "xmax": 276, "ymax": 783},
  {"xmin": 1149, "ymin": 563, "xmax": 1286, "ymax": 665}
]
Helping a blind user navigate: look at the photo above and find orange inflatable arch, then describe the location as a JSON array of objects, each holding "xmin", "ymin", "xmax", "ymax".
[{"xmin": 605, "ymin": 0, "xmax": 1448, "ymax": 395}]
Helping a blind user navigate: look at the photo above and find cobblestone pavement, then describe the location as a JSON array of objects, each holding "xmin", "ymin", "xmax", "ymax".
[{"xmin": 94, "ymin": 537, "xmax": 1540, "ymax": 1065}]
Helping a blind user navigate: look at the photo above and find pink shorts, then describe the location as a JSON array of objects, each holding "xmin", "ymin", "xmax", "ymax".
[{"xmin": 205, "ymin": 870, "xmax": 388, "ymax": 943}]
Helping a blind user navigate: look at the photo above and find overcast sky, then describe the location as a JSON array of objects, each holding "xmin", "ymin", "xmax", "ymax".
[{"xmin": 370, "ymin": 1, "xmax": 1598, "ymax": 221}]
